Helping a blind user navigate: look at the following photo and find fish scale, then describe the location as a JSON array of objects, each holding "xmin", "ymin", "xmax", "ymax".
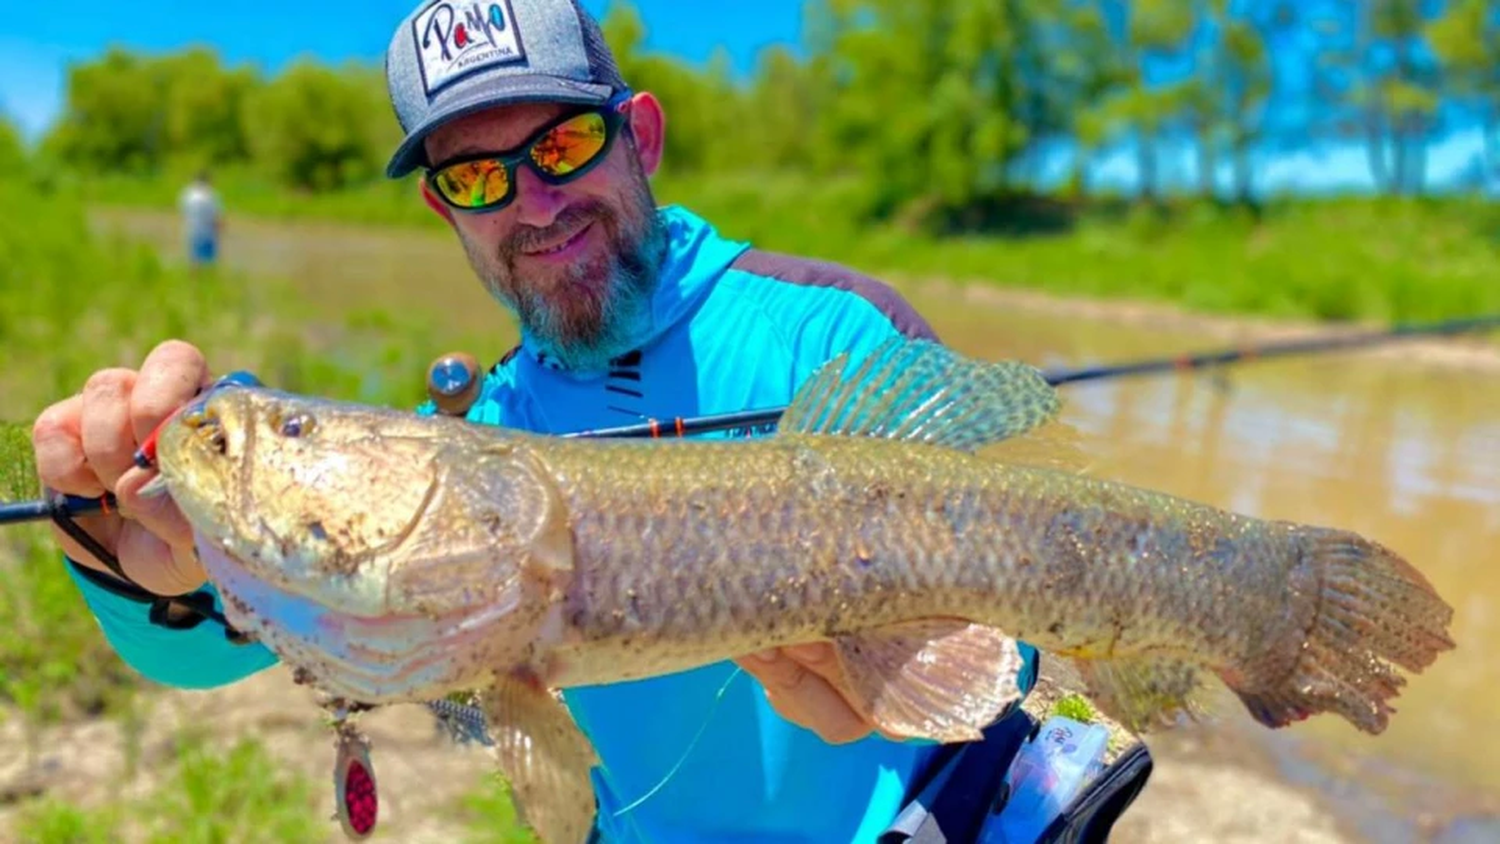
[
  {"xmin": 526, "ymin": 434, "xmax": 1297, "ymax": 691},
  {"xmin": 153, "ymin": 336, "xmax": 1456, "ymax": 844}
]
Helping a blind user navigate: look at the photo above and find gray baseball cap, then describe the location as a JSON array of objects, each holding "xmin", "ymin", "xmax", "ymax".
[{"xmin": 384, "ymin": 0, "xmax": 629, "ymax": 178}]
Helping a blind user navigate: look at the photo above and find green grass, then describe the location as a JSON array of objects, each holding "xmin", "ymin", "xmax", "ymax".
[
  {"xmin": 77, "ymin": 168, "xmax": 1500, "ymax": 326},
  {"xmin": 0, "ymin": 168, "xmax": 491, "ymax": 725},
  {"xmin": 1049, "ymin": 693, "xmax": 1097, "ymax": 724},
  {"xmin": 144, "ymin": 730, "xmax": 325, "ymax": 843},
  {"xmin": 12, "ymin": 798, "xmax": 124, "ymax": 844},
  {"xmin": 9, "ymin": 732, "xmax": 323, "ymax": 844},
  {"xmin": 455, "ymin": 775, "xmax": 541, "ymax": 844},
  {"xmin": 77, "ymin": 165, "xmax": 443, "ymax": 231}
]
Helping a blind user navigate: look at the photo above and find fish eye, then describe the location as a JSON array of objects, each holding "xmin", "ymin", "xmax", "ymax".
[{"xmin": 278, "ymin": 413, "xmax": 315, "ymax": 438}]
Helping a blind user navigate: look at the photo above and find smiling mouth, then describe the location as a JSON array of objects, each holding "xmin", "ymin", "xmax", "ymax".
[{"xmin": 522, "ymin": 221, "xmax": 593, "ymax": 256}]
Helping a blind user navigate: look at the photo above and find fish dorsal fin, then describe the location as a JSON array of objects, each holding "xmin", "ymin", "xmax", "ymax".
[{"xmin": 779, "ymin": 338, "xmax": 1061, "ymax": 452}]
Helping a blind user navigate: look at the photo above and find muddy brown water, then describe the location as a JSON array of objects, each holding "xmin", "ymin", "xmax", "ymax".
[{"xmin": 93, "ymin": 208, "xmax": 1500, "ymax": 840}]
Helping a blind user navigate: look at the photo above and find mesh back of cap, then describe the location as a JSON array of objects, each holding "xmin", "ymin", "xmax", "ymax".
[{"xmin": 568, "ymin": 0, "xmax": 629, "ymax": 92}]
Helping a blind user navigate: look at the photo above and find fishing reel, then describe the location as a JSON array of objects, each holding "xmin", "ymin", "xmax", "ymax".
[{"xmin": 425, "ymin": 351, "xmax": 484, "ymax": 417}]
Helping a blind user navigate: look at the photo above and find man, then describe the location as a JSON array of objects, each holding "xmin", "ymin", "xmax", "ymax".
[
  {"xmin": 178, "ymin": 170, "xmax": 222, "ymax": 270},
  {"xmin": 32, "ymin": 1, "xmax": 1039, "ymax": 840}
]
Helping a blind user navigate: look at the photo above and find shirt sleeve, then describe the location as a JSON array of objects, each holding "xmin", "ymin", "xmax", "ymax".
[
  {"xmin": 781, "ymin": 272, "xmax": 941, "ymax": 392},
  {"xmin": 64, "ymin": 559, "xmax": 279, "ymax": 689}
]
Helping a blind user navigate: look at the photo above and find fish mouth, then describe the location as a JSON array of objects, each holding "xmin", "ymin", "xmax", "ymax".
[{"xmin": 199, "ymin": 537, "xmax": 519, "ymax": 704}]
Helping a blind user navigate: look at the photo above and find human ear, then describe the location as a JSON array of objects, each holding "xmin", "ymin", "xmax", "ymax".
[{"xmin": 623, "ymin": 92, "xmax": 665, "ymax": 177}]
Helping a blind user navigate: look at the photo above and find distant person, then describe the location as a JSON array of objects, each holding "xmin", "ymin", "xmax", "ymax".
[{"xmin": 178, "ymin": 170, "xmax": 222, "ymax": 269}]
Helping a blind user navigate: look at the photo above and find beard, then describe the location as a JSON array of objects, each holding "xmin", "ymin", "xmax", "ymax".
[{"xmin": 460, "ymin": 162, "xmax": 668, "ymax": 373}]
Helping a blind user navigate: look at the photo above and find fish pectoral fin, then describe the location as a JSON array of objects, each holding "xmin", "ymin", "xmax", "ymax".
[
  {"xmin": 1068, "ymin": 653, "xmax": 1214, "ymax": 735},
  {"xmin": 832, "ymin": 619, "xmax": 1026, "ymax": 743},
  {"xmin": 481, "ymin": 671, "xmax": 600, "ymax": 844},
  {"xmin": 778, "ymin": 337, "xmax": 1061, "ymax": 452}
]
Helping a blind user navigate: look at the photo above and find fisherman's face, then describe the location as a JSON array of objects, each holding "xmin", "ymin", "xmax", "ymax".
[{"xmin": 423, "ymin": 97, "xmax": 668, "ymax": 371}]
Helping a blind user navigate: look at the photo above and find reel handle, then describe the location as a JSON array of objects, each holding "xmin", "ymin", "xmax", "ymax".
[{"xmin": 426, "ymin": 352, "xmax": 483, "ymax": 418}]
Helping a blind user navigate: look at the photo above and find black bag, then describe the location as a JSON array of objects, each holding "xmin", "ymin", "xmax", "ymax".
[{"xmin": 880, "ymin": 707, "xmax": 1154, "ymax": 844}]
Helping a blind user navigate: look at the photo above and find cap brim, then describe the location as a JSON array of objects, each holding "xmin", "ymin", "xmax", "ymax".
[{"xmin": 385, "ymin": 75, "xmax": 616, "ymax": 179}]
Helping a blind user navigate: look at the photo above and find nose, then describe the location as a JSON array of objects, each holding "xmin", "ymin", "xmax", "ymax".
[{"xmin": 511, "ymin": 166, "xmax": 568, "ymax": 229}]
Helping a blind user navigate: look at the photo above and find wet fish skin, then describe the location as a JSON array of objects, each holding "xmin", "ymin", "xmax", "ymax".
[
  {"xmin": 154, "ymin": 338, "xmax": 1456, "ymax": 844},
  {"xmin": 524, "ymin": 430, "xmax": 1451, "ymax": 736}
]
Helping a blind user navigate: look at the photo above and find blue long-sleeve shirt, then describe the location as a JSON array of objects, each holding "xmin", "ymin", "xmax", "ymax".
[{"xmin": 67, "ymin": 205, "xmax": 1035, "ymax": 843}]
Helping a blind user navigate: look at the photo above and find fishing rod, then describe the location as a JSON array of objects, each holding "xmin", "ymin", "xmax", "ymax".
[
  {"xmin": 566, "ymin": 310, "xmax": 1500, "ymax": 436},
  {"xmin": 3, "ymin": 310, "xmax": 1497, "ymax": 527}
]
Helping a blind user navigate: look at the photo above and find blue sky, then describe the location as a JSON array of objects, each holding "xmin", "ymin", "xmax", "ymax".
[
  {"xmin": 0, "ymin": 1, "xmax": 804, "ymax": 140},
  {"xmin": 0, "ymin": 1, "xmax": 1492, "ymax": 195}
]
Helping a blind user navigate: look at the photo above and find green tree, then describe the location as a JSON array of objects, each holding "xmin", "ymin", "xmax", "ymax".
[
  {"xmin": 0, "ymin": 115, "xmax": 27, "ymax": 177},
  {"xmin": 1374, "ymin": 0, "xmax": 1443, "ymax": 194},
  {"xmin": 1059, "ymin": 1, "xmax": 1135, "ymax": 196},
  {"xmin": 1426, "ymin": 0, "xmax": 1500, "ymax": 189},
  {"xmin": 808, "ymin": 0, "xmax": 1035, "ymax": 222},
  {"xmin": 601, "ymin": 1, "xmax": 751, "ymax": 176},
  {"xmin": 158, "ymin": 47, "xmax": 259, "ymax": 169},
  {"xmin": 1177, "ymin": 0, "xmax": 1275, "ymax": 203},
  {"xmin": 241, "ymin": 60, "xmax": 394, "ymax": 191},
  {"xmin": 42, "ymin": 46, "xmax": 259, "ymax": 174},
  {"xmin": 43, "ymin": 48, "xmax": 169, "ymax": 173},
  {"xmin": 1309, "ymin": 1, "xmax": 1442, "ymax": 194},
  {"xmin": 1084, "ymin": 0, "xmax": 1198, "ymax": 203},
  {"xmin": 743, "ymin": 44, "xmax": 827, "ymax": 171}
]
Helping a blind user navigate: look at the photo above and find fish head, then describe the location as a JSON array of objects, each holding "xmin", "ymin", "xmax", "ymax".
[{"xmin": 155, "ymin": 386, "xmax": 575, "ymax": 703}]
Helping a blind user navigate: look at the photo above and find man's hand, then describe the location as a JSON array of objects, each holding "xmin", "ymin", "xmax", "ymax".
[
  {"xmin": 737, "ymin": 643, "xmax": 886, "ymax": 745},
  {"xmin": 32, "ymin": 340, "xmax": 213, "ymax": 596}
]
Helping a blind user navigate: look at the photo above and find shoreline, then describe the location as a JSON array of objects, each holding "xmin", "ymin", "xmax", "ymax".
[{"xmin": 893, "ymin": 274, "xmax": 1500, "ymax": 375}]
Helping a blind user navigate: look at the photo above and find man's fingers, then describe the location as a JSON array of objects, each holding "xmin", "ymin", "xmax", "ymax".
[
  {"xmin": 781, "ymin": 642, "xmax": 842, "ymax": 677},
  {"xmin": 79, "ymin": 369, "xmax": 139, "ymax": 490},
  {"xmin": 765, "ymin": 674, "xmax": 873, "ymax": 745},
  {"xmin": 115, "ymin": 467, "xmax": 193, "ymax": 550},
  {"xmin": 132, "ymin": 341, "xmax": 211, "ymax": 444},
  {"xmin": 32, "ymin": 395, "xmax": 104, "ymax": 497},
  {"xmin": 738, "ymin": 650, "xmax": 874, "ymax": 745},
  {"xmin": 117, "ymin": 526, "xmax": 206, "ymax": 596}
]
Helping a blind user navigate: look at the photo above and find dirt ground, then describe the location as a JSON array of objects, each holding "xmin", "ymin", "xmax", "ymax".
[{"xmin": 0, "ymin": 659, "xmax": 1370, "ymax": 844}]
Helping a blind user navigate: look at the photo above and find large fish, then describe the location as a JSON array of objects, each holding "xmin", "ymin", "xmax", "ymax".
[{"xmin": 151, "ymin": 338, "xmax": 1455, "ymax": 843}]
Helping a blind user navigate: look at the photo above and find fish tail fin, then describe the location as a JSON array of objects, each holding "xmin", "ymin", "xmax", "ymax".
[{"xmin": 1233, "ymin": 527, "xmax": 1455, "ymax": 735}]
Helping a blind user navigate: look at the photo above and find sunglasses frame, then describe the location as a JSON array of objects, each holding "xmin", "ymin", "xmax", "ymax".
[{"xmin": 424, "ymin": 90, "xmax": 634, "ymax": 214}]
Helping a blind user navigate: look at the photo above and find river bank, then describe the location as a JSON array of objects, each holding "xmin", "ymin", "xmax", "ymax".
[
  {"xmin": 0, "ymin": 664, "xmax": 1371, "ymax": 844},
  {"xmin": 2, "ymin": 206, "xmax": 1492, "ymax": 842}
]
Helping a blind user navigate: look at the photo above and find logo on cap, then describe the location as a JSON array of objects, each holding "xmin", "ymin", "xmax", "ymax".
[{"xmin": 412, "ymin": 0, "xmax": 528, "ymax": 97}]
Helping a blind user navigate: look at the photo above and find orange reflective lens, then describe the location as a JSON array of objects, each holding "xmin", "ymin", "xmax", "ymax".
[
  {"xmin": 432, "ymin": 158, "xmax": 511, "ymax": 208},
  {"xmin": 428, "ymin": 110, "xmax": 614, "ymax": 211},
  {"xmin": 531, "ymin": 112, "xmax": 609, "ymax": 176}
]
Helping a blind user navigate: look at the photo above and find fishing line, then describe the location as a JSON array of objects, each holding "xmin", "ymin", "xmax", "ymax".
[{"xmin": 608, "ymin": 666, "xmax": 746, "ymax": 819}]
